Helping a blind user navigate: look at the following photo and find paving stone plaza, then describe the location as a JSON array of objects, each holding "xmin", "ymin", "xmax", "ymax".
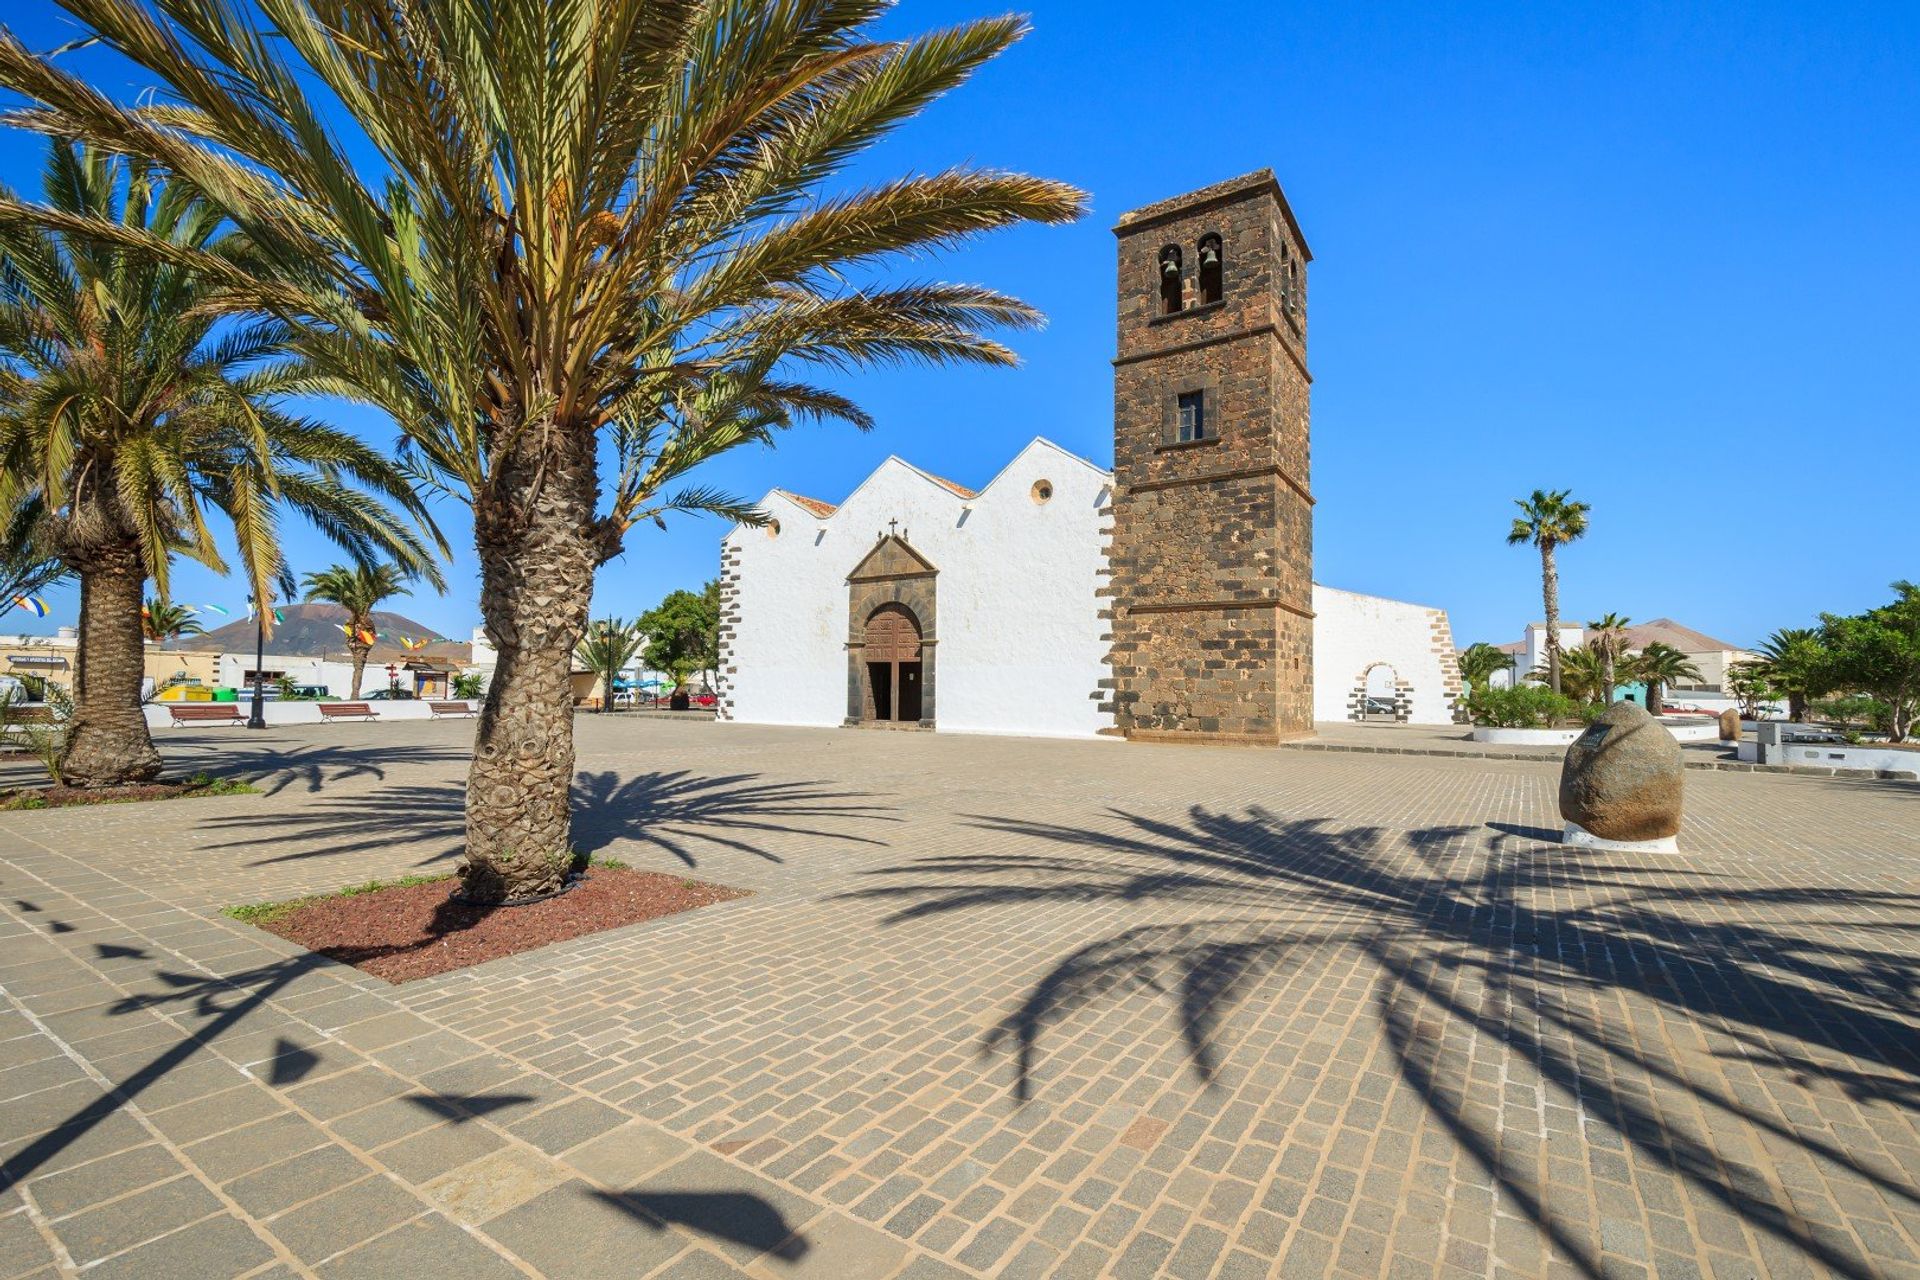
[{"xmin": 1, "ymin": 717, "xmax": 1916, "ymax": 1279}]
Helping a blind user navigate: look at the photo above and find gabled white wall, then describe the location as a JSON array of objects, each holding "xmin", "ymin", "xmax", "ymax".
[{"xmin": 721, "ymin": 439, "xmax": 1114, "ymax": 740}]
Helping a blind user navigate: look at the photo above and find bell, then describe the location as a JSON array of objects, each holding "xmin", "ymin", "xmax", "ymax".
[
  {"xmin": 1162, "ymin": 257, "xmax": 1180, "ymax": 276},
  {"xmin": 1199, "ymin": 244, "xmax": 1219, "ymax": 266}
]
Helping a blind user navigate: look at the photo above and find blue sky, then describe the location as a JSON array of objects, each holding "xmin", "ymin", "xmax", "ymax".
[{"xmin": 2, "ymin": 0, "xmax": 1915, "ymax": 649}]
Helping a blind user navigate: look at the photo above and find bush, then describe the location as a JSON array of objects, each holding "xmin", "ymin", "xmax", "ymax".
[
  {"xmin": 1812, "ymin": 695, "xmax": 1895, "ymax": 734},
  {"xmin": 1467, "ymin": 685, "xmax": 1579, "ymax": 728}
]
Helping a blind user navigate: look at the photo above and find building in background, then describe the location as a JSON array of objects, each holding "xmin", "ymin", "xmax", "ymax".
[{"xmin": 1488, "ymin": 618, "xmax": 1757, "ymax": 694}]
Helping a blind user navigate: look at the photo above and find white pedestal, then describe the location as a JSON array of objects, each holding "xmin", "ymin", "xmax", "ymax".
[{"xmin": 1560, "ymin": 822, "xmax": 1679, "ymax": 854}]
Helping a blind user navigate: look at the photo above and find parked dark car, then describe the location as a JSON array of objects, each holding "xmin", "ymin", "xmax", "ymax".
[{"xmin": 366, "ymin": 688, "xmax": 416, "ymax": 700}]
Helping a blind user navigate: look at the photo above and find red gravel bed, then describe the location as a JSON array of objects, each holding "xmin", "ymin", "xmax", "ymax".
[
  {"xmin": 255, "ymin": 869, "xmax": 748, "ymax": 982},
  {"xmin": 1, "ymin": 781, "xmax": 202, "ymax": 810}
]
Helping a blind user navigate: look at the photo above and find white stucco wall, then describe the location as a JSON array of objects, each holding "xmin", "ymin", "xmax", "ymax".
[
  {"xmin": 720, "ymin": 439, "xmax": 1114, "ymax": 740},
  {"xmin": 1310, "ymin": 585, "xmax": 1461, "ymax": 725}
]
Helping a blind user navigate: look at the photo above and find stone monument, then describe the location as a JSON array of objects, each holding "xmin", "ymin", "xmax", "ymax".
[
  {"xmin": 1559, "ymin": 701, "xmax": 1684, "ymax": 852},
  {"xmin": 1718, "ymin": 707, "xmax": 1740, "ymax": 742}
]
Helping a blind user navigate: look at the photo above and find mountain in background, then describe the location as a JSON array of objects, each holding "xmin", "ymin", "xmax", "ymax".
[{"xmin": 168, "ymin": 602, "xmax": 472, "ymax": 664}]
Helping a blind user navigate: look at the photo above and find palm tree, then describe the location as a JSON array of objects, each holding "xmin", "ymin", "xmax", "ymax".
[
  {"xmin": 1536, "ymin": 645, "xmax": 1606, "ymax": 704},
  {"xmin": 1626, "ymin": 643, "xmax": 1703, "ymax": 716},
  {"xmin": 575, "ymin": 618, "xmax": 643, "ymax": 714},
  {"xmin": 303, "ymin": 564, "xmax": 418, "ymax": 699},
  {"xmin": 1456, "ymin": 642, "xmax": 1516, "ymax": 696},
  {"xmin": 0, "ymin": 2, "xmax": 1084, "ymax": 899},
  {"xmin": 0, "ymin": 141, "xmax": 443, "ymax": 787},
  {"xmin": 1507, "ymin": 489, "xmax": 1591, "ymax": 694},
  {"xmin": 0, "ymin": 502, "xmax": 66, "ymax": 608},
  {"xmin": 140, "ymin": 598, "xmax": 203, "ymax": 644},
  {"xmin": 1585, "ymin": 612, "xmax": 1631, "ymax": 703},
  {"xmin": 1755, "ymin": 627, "xmax": 1823, "ymax": 723}
]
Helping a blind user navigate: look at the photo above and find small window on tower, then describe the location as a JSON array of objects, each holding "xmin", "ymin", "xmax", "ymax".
[
  {"xmin": 1158, "ymin": 245, "xmax": 1183, "ymax": 315},
  {"xmin": 1197, "ymin": 234, "xmax": 1223, "ymax": 305},
  {"xmin": 1176, "ymin": 390, "xmax": 1208, "ymax": 442}
]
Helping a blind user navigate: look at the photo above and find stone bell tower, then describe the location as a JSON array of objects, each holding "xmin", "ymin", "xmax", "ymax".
[{"xmin": 1103, "ymin": 170, "xmax": 1315, "ymax": 744}]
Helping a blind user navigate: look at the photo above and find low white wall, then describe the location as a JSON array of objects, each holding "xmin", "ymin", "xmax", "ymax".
[
  {"xmin": 1470, "ymin": 721, "xmax": 1719, "ymax": 746},
  {"xmin": 142, "ymin": 699, "xmax": 473, "ymax": 728},
  {"xmin": 1738, "ymin": 739, "xmax": 1920, "ymax": 775},
  {"xmin": 1312, "ymin": 586, "xmax": 1460, "ymax": 726}
]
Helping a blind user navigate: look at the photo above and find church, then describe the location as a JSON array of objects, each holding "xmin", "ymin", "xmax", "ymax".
[{"xmin": 715, "ymin": 171, "xmax": 1461, "ymax": 743}]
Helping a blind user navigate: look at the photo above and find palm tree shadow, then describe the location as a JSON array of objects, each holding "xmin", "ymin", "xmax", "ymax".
[
  {"xmin": 198, "ymin": 769, "xmax": 898, "ymax": 872},
  {"xmin": 184, "ymin": 740, "xmax": 469, "ymax": 797},
  {"xmin": 569, "ymin": 769, "xmax": 898, "ymax": 867},
  {"xmin": 840, "ymin": 803, "xmax": 1920, "ymax": 1280}
]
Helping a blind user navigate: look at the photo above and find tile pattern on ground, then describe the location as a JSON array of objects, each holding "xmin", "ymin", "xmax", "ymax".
[{"xmin": 0, "ymin": 717, "xmax": 1916, "ymax": 1280}]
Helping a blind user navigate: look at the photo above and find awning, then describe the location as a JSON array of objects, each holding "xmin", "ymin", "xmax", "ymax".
[{"xmin": 5, "ymin": 654, "xmax": 68, "ymax": 668}]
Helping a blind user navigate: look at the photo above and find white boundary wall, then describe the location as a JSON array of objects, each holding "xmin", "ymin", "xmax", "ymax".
[{"xmin": 1311, "ymin": 585, "xmax": 1460, "ymax": 726}]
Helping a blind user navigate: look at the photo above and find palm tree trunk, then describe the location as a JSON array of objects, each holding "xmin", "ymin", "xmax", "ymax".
[
  {"xmin": 1540, "ymin": 543, "xmax": 1562, "ymax": 694},
  {"xmin": 1646, "ymin": 680, "xmax": 1664, "ymax": 716},
  {"xmin": 1788, "ymin": 691, "xmax": 1806, "ymax": 723},
  {"xmin": 58, "ymin": 537, "xmax": 162, "ymax": 787},
  {"xmin": 348, "ymin": 643, "xmax": 369, "ymax": 699},
  {"xmin": 463, "ymin": 429, "xmax": 600, "ymax": 903}
]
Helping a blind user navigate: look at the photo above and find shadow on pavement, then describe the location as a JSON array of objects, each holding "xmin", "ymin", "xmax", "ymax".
[{"xmin": 839, "ymin": 804, "xmax": 1920, "ymax": 1280}]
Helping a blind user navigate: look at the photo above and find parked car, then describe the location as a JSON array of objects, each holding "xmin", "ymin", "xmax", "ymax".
[{"xmin": 365, "ymin": 688, "xmax": 416, "ymax": 700}]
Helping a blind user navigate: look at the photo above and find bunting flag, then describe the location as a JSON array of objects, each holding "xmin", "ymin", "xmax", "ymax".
[
  {"xmin": 336, "ymin": 623, "xmax": 352, "ymax": 636},
  {"xmin": 272, "ymin": 609, "xmax": 284, "ymax": 625},
  {"xmin": 9, "ymin": 596, "xmax": 50, "ymax": 618},
  {"xmin": 200, "ymin": 604, "xmax": 231, "ymax": 616}
]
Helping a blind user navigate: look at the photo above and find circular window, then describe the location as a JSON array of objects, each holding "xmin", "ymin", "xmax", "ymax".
[
  {"xmin": 766, "ymin": 519, "xmax": 781, "ymax": 539},
  {"xmin": 1030, "ymin": 480, "xmax": 1054, "ymax": 505}
]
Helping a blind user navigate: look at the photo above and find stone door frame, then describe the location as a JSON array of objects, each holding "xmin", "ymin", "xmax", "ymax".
[{"xmin": 845, "ymin": 535, "xmax": 937, "ymax": 729}]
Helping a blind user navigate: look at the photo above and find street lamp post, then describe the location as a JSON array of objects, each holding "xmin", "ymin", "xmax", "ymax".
[{"xmin": 246, "ymin": 598, "xmax": 268, "ymax": 730}]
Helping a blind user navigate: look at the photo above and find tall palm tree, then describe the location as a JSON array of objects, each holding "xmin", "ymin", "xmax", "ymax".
[
  {"xmin": 1626, "ymin": 642, "xmax": 1703, "ymax": 716},
  {"xmin": 1456, "ymin": 642, "xmax": 1515, "ymax": 696},
  {"xmin": 0, "ymin": 1, "xmax": 1085, "ymax": 899},
  {"xmin": 140, "ymin": 598, "xmax": 203, "ymax": 644},
  {"xmin": 1507, "ymin": 489, "xmax": 1590, "ymax": 694},
  {"xmin": 575, "ymin": 618, "xmax": 643, "ymax": 714},
  {"xmin": 302, "ymin": 563, "xmax": 418, "ymax": 699},
  {"xmin": 0, "ymin": 141, "xmax": 443, "ymax": 787},
  {"xmin": 1585, "ymin": 612, "xmax": 1631, "ymax": 703},
  {"xmin": 1755, "ymin": 627, "xmax": 1823, "ymax": 723}
]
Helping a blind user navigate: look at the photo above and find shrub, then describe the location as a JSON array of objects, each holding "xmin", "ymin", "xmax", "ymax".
[
  {"xmin": 1467, "ymin": 685, "xmax": 1578, "ymax": 728},
  {"xmin": 1812, "ymin": 695, "xmax": 1895, "ymax": 735}
]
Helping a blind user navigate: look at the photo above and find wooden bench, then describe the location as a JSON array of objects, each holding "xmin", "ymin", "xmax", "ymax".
[
  {"xmin": 427, "ymin": 701, "xmax": 476, "ymax": 718},
  {"xmin": 317, "ymin": 702, "xmax": 379, "ymax": 721},
  {"xmin": 164, "ymin": 704, "xmax": 246, "ymax": 727}
]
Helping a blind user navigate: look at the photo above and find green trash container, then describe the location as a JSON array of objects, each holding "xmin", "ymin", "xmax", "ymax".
[{"xmin": 212, "ymin": 687, "xmax": 239, "ymax": 702}]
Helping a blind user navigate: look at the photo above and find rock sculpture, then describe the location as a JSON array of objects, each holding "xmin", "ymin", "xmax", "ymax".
[{"xmin": 1559, "ymin": 701, "xmax": 1683, "ymax": 851}]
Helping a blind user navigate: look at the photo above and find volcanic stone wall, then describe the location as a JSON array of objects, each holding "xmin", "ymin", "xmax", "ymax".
[{"xmin": 1105, "ymin": 171, "xmax": 1315, "ymax": 745}]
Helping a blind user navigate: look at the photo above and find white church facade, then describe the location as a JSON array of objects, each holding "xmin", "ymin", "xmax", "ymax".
[
  {"xmin": 715, "ymin": 441, "xmax": 1462, "ymax": 739},
  {"xmin": 716, "ymin": 170, "xmax": 1462, "ymax": 743}
]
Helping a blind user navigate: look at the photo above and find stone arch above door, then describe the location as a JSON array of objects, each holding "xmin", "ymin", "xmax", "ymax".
[
  {"xmin": 845, "ymin": 534, "xmax": 937, "ymax": 727},
  {"xmin": 1350, "ymin": 661, "xmax": 1412, "ymax": 723}
]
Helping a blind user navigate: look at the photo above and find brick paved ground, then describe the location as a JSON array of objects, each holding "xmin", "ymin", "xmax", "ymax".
[{"xmin": 0, "ymin": 717, "xmax": 1915, "ymax": 1279}]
